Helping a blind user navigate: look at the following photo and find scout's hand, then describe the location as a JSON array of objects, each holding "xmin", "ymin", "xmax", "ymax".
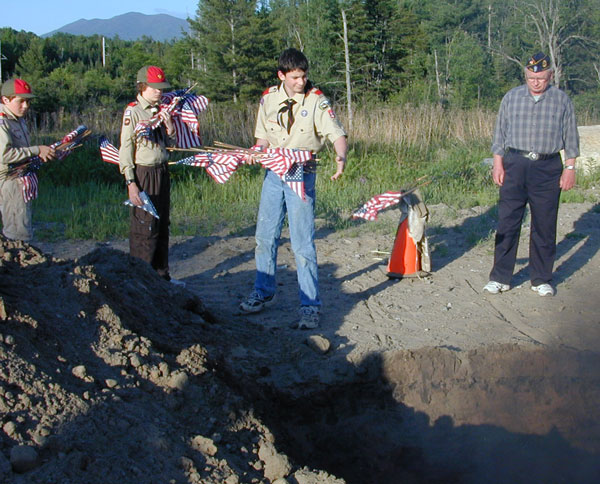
[
  {"xmin": 158, "ymin": 110, "xmax": 174, "ymax": 135},
  {"xmin": 560, "ymin": 168, "xmax": 576, "ymax": 191},
  {"xmin": 246, "ymin": 143, "xmax": 266, "ymax": 165},
  {"xmin": 330, "ymin": 155, "xmax": 345, "ymax": 181},
  {"xmin": 38, "ymin": 145, "xmax": 56, "ymax": 162},
  {"xmin": 128, "ymin": 183, "xmax": 143, "ymax": 207}
]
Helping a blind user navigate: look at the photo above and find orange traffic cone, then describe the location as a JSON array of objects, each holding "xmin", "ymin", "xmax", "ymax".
[{"xmin": 386, "ymin": 216, "xmax": 420, "ymax": 278}]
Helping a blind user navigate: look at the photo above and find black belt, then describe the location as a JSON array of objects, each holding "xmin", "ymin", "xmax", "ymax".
[{"xmin": 507, "ymin": 148, "xmax": 559, "ymax": 161}]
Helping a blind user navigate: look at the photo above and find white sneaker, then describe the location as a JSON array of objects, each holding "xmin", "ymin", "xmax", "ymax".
[
  {"xmin": 290, "ymin": 306, "xmax": 320, "ymax": 330},
  {"xmin": 239, "ymin": 291, "xmax": 276, "ymax": 314},
  {"xmin": 170, "ymin": 278, "xmax": 186, "ymax": 288},
  {"xmin": 483, "ymin": 281, "xmax": 510, "ymax": 294},
  {"xmin": 531, "ymin": 283, "xmax": 554, "ymax": 296}
]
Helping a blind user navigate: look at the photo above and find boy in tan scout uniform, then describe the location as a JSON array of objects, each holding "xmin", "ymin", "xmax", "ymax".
[
  {"xmin": 119, "ymin": 65, "xmax": 184, "ymax": 286},
  {"xmin": 240, "ymin": 48, "xmax": 348, "ymax": 329},
  {"xmin": 0, "ymin": 79, "xmax": 55, "ymax": 241}
]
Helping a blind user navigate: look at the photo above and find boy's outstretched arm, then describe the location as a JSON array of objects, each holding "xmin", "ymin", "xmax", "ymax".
[{"xmin": 331, "ymin": 136, "xmax": 347, "ymax": 181}]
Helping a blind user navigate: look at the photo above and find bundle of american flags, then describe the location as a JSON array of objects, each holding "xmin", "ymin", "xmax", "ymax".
[
  {"xmin": 173, "ymin": 143, "xmax": 314, "ymax": 199},
  {"xmin": 99, "ymin": 136, "xmax": 314, "ymax": 201},
  {"xmin": 134, "ymin": 88, "xmax": 209, "ymax": 149},
  {"xmin": 100, "ymin": 136, "xmax": 239, "ymax": 185},
  {"xmin": 7, "ymin": 125, "xmax": 91, "ymax": 202}
]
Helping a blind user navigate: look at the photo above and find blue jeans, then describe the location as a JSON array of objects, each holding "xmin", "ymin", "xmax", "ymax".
[{"xmin": 254, "ymin": 169, "xmax": 320, "ymax": 307}]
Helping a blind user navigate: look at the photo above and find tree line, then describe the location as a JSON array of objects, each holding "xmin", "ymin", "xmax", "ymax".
[{"xmin": 1, "ymin": 0, "xmax": 599, "ymax": 118}]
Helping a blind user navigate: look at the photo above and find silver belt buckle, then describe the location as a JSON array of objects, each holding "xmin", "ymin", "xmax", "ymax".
[{"xmin": 526, "ymin": 151, "xmax": 539, "ymax": 161}]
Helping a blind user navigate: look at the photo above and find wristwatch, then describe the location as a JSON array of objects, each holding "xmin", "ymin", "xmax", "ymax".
[
  {"xmin": 126, "ymin": 179, "xmax": 135, "ymax": 186},
  {"xmin": 565, "ymin": 165, "xmax": 576, "ymax": 171}
]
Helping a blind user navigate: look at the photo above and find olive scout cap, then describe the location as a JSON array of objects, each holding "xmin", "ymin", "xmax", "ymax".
[
  {"xmin": 1, "ymin": 79, "xmax": 35, "ymax": 98},
  {"xmin": 526, "ymin": 52, "xmax": 551, "ymax": 73},
  {"xmin": 136, "ymin": 66, "xmax": 171, "ymax": 89}
]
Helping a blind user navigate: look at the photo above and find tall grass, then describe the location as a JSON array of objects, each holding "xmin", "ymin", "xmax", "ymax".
[{"xmin": 20, "ymin": 103, "xmax": 600, "ymax": 241}]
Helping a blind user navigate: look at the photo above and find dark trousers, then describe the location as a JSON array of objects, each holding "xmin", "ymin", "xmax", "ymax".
[
  {"xmin": 129, "ymin": 163, "xmax": 171, "ymax": 279},
  {"xmin": 489, "ymin": 152, "xmax": 563, "ymax": 286}
]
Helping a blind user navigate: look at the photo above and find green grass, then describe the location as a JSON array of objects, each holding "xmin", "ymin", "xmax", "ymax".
[{"xmin": 15, "ymin": 107, "xmax": 600, "ymax": 241}]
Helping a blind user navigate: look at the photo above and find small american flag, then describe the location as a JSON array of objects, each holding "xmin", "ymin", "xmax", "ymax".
[
  {"xmin": 352, "ymin": 191, "xmax": 404, "ymax": 221},
  {"xmin": 283, "ymin": 162, "xmax": 305, "ymax": 200},
  {"xmin": 175, "ymin": 151, "xmax": 241, "ymax": 184},
  {"xmin": 99, "ymin": 136, "xmax": 120, "ymax": 165},
  {"xmin": 124, "ymin": 191, "xmax": 159, "ymax": 219}
]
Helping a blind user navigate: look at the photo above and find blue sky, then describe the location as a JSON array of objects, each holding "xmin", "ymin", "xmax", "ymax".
[{"xmin": 1, "ymin": 1, "xmax": 198, "ymax": 36}]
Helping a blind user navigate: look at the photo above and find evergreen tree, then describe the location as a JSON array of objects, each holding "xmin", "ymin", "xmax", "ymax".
[{"xmin": 188, "ymin": 0, "xmax": 269, "ymax": 103}]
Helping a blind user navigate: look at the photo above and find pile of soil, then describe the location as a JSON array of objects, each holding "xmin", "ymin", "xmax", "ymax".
[{"xmin": 0, "ymin": 239, "xmax": 342, "ymax": 483}]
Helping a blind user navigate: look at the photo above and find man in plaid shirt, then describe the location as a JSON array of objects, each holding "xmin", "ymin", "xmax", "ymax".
[{"xmin": 484, "ymin": 52, "xmax": 579, "ymax": 297}]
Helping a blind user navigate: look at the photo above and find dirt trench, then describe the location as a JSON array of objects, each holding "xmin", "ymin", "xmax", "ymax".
[{"xmin": 221, "ymin": 345, "xmax": 600, "ymax": 484}]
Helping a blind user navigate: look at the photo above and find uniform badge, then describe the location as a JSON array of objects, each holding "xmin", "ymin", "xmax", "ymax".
[
  {"xmin": 327, "ymin": 108, "xmax": 336, "ymax": 119},
  {"xmin": 319, "ymin": 99, "xmax": 331, "ymax": 111},
  {"xmin": 301, "ymin": 109, "xmax": 308, "ymax": 117}
]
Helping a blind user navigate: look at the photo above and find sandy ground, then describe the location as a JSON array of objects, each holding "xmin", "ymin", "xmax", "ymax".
[{"xmin": 1, "ymin": 201, "xmax": 599, "ymax": 483}]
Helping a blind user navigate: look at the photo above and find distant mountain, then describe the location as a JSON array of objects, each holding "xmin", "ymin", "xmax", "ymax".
[{"xmin": 43, "ymin": 12, "xmax": 190, "ymax": 41}]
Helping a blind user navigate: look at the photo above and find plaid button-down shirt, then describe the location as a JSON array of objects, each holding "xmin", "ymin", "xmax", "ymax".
[{"xmin": 492, "ymin": 84, "xmax": 579, "ymax": 160}]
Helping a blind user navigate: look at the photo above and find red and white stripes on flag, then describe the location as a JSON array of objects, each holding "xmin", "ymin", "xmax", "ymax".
[
  {"xmin": 352, "ymin": 191, "xmax": 404, "ymax": 221},
  {"xmin": 257, "ymin": 148, "xmax": 313, "ymax": 201},
  {"xmin": 99, "ymin": 136, "xmax": 120, "ymax": 165},
  {"xmin": 256, "ymin": 147, "xmax": 313, "ymax": 178},
  {"xmin": 21, "ymin": 173, "xmax": 39, "ymax": 203},
  {"xmin": 175, "ymin": 152, "xmax": 242, "ymax": 184}
]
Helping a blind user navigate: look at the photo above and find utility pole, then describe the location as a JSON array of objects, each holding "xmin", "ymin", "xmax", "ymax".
[
  {"xmin": 341, "ymin": 9, "xmax": 353, "ymax": 132},
  {"xmin": 102, "ymin": 37, "xmax": 106, "ymax": 67},
  {"xmin": 0, "ymin": 41, "xmax": 7, "ymax": 83}
]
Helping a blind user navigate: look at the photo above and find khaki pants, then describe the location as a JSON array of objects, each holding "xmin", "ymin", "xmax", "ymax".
[{"xmin": 0, "ymin": 176, "xmax": 32, "ymax": 241}]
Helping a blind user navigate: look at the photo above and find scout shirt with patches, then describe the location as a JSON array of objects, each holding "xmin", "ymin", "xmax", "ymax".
[
  {"xmin": 0, "ymin": 104, "xmax": 40, "ymax": 178},
  {"xmin": 118, "ymin": 93, "xmax": 175, "ymax": 181},
  {"xmin": 255, "ymin": 84, "xmax": 346, "ymax": 152}
]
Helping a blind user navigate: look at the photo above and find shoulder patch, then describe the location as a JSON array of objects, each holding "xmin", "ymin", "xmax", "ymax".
[
  {"xmin": 318, "ymin": 98, "xmax": 332, "ymax": 111},
  {"xmin": 307, "ymin": 87, "xmax": 323, "ymax": 96},
  {"xmin": 127, "ymin": 101, "xmax": 137, "ymax": 107},
  {"xmin": 262, "ymin": 86, "xmax": 278, "ymax": 96},
  {"xmin": 0, "ymin": 112, "xmax": 5, "ymax": 117}
]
